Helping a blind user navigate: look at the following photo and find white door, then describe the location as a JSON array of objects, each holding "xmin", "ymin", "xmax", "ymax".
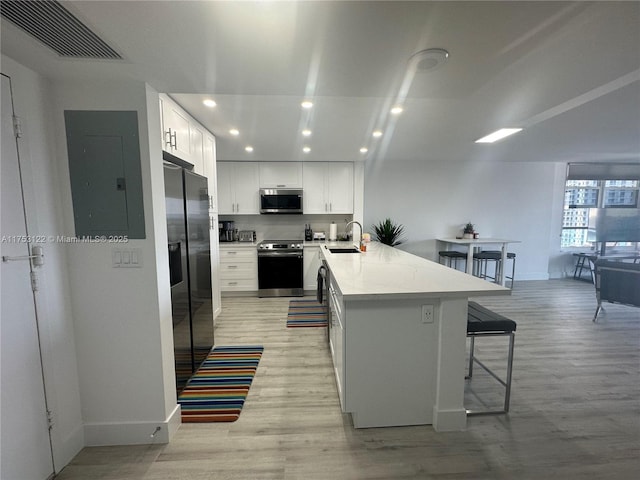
[{"xmin": 0, "ymin": 74, "xmax": 55, "ymax": 480}]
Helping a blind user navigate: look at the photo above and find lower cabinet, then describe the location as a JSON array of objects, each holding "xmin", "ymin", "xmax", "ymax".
[
  {"xmin": 328, "ymin": 276, "xmax": 345, "ymax": 408},
  {"xmin": 303, "ymin": 246, "xmax": 322, "ymax": 292},
  {"xmin": 219, "ymin": 245, "xmax": 258, "ymax": 292}
]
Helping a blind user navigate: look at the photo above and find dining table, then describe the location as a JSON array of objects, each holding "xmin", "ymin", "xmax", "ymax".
[{"xmin": 436, "ymin": 237, "xmax": 521, "ymax": 287}]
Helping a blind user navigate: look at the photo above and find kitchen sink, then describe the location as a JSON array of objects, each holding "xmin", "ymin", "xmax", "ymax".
[{"xmin": 327, "ymin": 247, "xmax": 361, "ymax": 254}]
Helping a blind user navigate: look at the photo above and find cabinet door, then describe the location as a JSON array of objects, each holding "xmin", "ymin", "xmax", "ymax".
[
  {"xmin": 327, "ymin": 162, "xmax": 354, "ymax": 213},
  {"xmin": 233, "ymin": 162, "xmax": 260, "ymax": 214},
  {"xmin": 203, "ymin": 134, "xmax": 217, "ymax": 212},
  {"xmin": 209, "ymin": 213, "xmax": 222, "ymax": 318},
  {"xmin": 303, "ymin": 162, "xmax": 328, "ymax": 213},
  {"xmin": 216, "ymin": 162, "xmax": 235, "ymax": 214},
  {"xmin": 303, "ymin": 247, "xmax": 322, "ymax": 291},
  {"xmin": 190, "ymin": 126, "xmax": 205, "ymax": 175},
  {"xmin": 162, "ymin": 99, "xmax": 191, "ymax": 161},
  {"xmin": 259, "ymin": 162, "xmax": 302, "ymax": 188}
]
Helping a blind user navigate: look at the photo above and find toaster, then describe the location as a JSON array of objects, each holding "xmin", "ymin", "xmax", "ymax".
[{"xmin": 237, "ymin": 230, "xmax": 256, "ymax": 242}]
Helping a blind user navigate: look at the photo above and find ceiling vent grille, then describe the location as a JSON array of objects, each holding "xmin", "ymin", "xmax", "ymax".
[{"xmin": 0, "ymin": 0, "xmax": 122, "ymax": 60}]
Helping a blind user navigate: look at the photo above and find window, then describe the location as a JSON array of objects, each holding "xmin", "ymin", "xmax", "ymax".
[{"xmin": 561, "ymin": 178, "xmax": 639, "ymax": 248}]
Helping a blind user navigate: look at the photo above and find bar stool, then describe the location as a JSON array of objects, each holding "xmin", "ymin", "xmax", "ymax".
[
  {"xmin": 466, "ymin": 301, "xmax": 517, "ymax": 416},
  {"xmin": 473, "ymin": 251, "xmax": 516, "ymax": 288},
  {"xmin": 438, "ymin": 251, "xmax": 467, "ymax": 271}
]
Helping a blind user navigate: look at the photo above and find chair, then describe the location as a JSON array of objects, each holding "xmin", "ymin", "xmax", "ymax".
[
  {"xmin": 438, "ymin": 251, "xmax": 467, "ymax": 271},
  {"xmin": 466, "ymin": 301, "xmax": 517, "ymax": 416},
  {"xmin": 473, "ymin": 250, "xmax": 516, "ymax": 288},
  {"xmin": 592, "ymin": 259, "xmax": 640, "ymax": 322}
]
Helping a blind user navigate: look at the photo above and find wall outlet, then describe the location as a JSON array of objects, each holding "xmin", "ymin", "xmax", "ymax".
[{"xmin": 421, "ymin": 304, "xmax": 434, "ymax": 324}]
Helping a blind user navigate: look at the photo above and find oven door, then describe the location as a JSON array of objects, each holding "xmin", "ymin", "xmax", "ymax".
[{"xmin": 258, "ymin": 250, "xmax": 304, "ymax": 297}]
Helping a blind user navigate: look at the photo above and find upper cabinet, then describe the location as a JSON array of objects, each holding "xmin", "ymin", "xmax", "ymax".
[
  {"xmin": 217, "ymin": 162, "xmax": 260, "ymax": 215},
  {"xmin": 259, "ymin": 162, "xmax": 303, "ymax": 188},
  {"xmin": 303, "ymin": 162, "xmax": 353, "ymax": 214},
  {"xmin": 160, "ymin": 95, "xmax": 191, "ymax": 162},
  {"xmin": 203, "ymin": 134, "xmax": 217, "ymax": 212}
]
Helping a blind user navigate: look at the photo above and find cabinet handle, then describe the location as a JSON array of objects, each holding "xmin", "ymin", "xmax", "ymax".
[
  {"xmin": 236, "ymin": 203, "xmax": 240, "ymax": 212},
  {"xmin": 325, "ymin": 203, "xmax": 328, "ymax": 212},
  {"xmin": 171, "ymin": 131, "xmax": 177, "ymax": 149},
  {"xmin": 227, "ymin": 265, "xmax": 238, "ymax": 269},
  {"xmin": 164, "ymin": 129, "xmax": 172, "ymax": 147},
  {"xmin": 227, "ymin": 251, "xmax": 237, "ymax": 255},
  {"xmin": 277, "ymin": 184, "xmax": 286, "ymax": 188},
  {"xmin": 229, "ymin": 281, "xmax": 238, "ymax": 285},
  {"xmin": 209, "ymin": 195, "xmax": 213, "ymax": 209}
]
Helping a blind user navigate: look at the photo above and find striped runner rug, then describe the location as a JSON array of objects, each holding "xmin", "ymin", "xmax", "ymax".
[
  {"xmin": 287, "ymin": 299, "xmax": 328, "ymax": 327},
  {"xmin": 178, "ymin": 345, "xmax": 263, "ymax": 423}
]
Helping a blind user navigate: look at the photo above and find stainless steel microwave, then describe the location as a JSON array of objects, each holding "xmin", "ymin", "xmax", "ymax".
[{"xmin": 259, "ymin": 188, "xmax": 303, "ymax": 214}]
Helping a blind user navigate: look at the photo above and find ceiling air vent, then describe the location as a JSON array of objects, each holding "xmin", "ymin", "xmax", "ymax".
[{"xmin": 0, "ymin": 0, "xmax": 122, "ymax": 60}]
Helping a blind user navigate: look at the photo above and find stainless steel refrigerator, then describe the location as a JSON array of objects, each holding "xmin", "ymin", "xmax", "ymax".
[{"xmin": 164, "ymin": 161, "xmax": 213, "ymax": 395}]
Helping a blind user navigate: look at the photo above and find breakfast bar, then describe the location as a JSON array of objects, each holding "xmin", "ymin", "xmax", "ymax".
[
  {"xmin": 321, "ymin": 242, "xmax": 509, "ymax": 432},
  {"xmin": 437, "ymin": 237, "xmax": 521, "ymax": 286}
]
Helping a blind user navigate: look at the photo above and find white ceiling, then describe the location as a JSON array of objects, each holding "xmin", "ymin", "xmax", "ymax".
[{"xmin": 2, "ymin": 0, "xmax": 639, "ymax": 164}]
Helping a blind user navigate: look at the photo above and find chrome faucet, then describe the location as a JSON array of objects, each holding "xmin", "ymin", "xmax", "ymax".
[{"xmin": 346, "ymin": 220, "xmax": 363, "ymax": 247}]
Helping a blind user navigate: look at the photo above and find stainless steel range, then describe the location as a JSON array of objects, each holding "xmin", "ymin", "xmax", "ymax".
[{"xmin": 257, "ymin": 240, "xmax": 304, "ymax": 297}]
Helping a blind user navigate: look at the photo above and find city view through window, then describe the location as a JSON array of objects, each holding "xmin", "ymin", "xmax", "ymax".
[{"xmin": 562, "ymin": 180, "xmax": 639, "ymax": 248}]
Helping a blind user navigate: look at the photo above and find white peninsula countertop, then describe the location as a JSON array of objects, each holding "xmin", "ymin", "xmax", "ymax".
[
  {"xmin": 319, "ymin": 241, "xmax": 510, "ymax": 432},
  {"xmin": 321, "ymin": 241, "xmax": 509, "ymax": 300}
]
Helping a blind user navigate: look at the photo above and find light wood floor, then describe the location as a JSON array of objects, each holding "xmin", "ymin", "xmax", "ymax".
[{"xmin": 56, "ymin": 279, "xmax": 640, "ymax": 479}]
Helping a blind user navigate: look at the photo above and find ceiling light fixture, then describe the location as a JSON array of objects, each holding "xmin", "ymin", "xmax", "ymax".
[
  {"xmin": 409, "ymin": 48, "xmax": 449, "ymax": 73},
  {"xmin": 229, "ymin": 128, "xmax": 240, "ymax": 136},
  {"xmin": 203, "ymin": 99, "xmax": 217, "ymax": 107},
  {"xmin": 360, "ymin": 147, "xmax": 368, "ymax": 154},
  {"xmin": 372, "ymin": 130, "xmax": 383, "ymax": 138},
  {"xmin": 245, "ymin": 146, "xmax": 254, "ymax": 152},
  {"xmin": 302, "ymin": 129, "xmax": 312, "ymax": 137},
  {"xmin": 301, "ymin": 100, "xmax": 313, "ymax": 109},
  {"xmin": 390, "ymin": 106, "xmax": 403, "ymax": 115},
  {"xmin": 475, "ymin": 128, "xmax": 523, "ymax": 143},
  {"xmin": 303, "ymin": 146, "xmax": 311, "ymax": 153}
]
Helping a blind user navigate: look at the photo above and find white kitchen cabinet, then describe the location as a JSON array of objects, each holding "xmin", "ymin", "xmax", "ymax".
[
  {"xmin": 219, "ymin": 245, "xmax": 258, "ymax": 292},
  {"xmin": 190, "ymin": 125, "xmax": 205, "ymax": 175},
  {"xmin": 259, "ymin": 162, "xmax": 303, "ymax": 188},
  {"xmin": 329, "ymin": 276, "xmax": 345, "ymax": 408},
  {"xmin": 303, "ymin": 162, "xmax": 353, "ymax": 214},
  {"xmin": 159, "ymin": 94, "xmax": 191, "ymax": 162},
  {"xmin": 217, "ymin": 162, "xmax": 260, "ymax": 214},
  {"xmin": 303, "ymin": 246, "xmax": 322, "ymax": 292},
  {"xmin": 209, "ymin": 212, "xmax": 222, "ymax": 317},
  {"xmin": 203, "ymin": 134, "xmax": 218, "ymax": 212}
]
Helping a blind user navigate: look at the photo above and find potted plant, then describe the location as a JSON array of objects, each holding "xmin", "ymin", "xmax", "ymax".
[
  {"xmin": 463, "ymin": 222, "xmax": 475, "ymax": 239},
  {"xmin": 372, "ymin": 218, "xmax": 405, "ymax": 246}
]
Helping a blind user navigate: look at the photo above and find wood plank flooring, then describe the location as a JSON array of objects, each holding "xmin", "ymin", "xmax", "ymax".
[{"xmin": 56, "ymin": 279, "xmax": 640, "ymax": 479}]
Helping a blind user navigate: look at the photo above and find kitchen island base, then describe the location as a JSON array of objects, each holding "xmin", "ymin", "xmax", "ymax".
[{"xmin": 335, "ymin": 297, "xmax": 469, "ymax": 432}]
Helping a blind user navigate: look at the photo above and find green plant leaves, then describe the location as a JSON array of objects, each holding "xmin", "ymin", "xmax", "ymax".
[{"xmin": 372, "ymin": 218, "xmax": 405, "ymax": 246}]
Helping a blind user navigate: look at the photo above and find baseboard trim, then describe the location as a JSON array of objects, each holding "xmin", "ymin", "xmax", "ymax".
[{"xmin": 84, "ymin": 406, "xmax": 181, "ymax": 446}]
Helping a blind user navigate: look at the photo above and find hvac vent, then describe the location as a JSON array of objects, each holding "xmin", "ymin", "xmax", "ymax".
[{"xmin": 0, "ymin": 0, "xmax": 122, "ymax": 60}]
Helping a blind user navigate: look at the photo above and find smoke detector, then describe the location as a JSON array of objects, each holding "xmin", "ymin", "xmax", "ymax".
[{"xmin": 409, "ymin": 48, "xmax": 450, "ymax": 73}]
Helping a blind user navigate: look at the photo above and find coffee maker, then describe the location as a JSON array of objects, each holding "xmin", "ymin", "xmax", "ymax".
[{"xmin": 219, "ymin": 220, "xmax": 236, "ymax": 242}]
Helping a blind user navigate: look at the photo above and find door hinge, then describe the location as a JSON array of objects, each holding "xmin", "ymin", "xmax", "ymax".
[
  {"xmin": 30, "ymin": 271, "xmax": 39, "ymax": 292},
  {"xmin": 46, "ymin": 409, "xmax": 54, "ymax": 431},
  {"xmin": 12, "ymin": 115, "xmax": 23, "ymax": 138}
]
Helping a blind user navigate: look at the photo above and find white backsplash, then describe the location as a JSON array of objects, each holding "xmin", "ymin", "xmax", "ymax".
[{"xmin": 220, "ymin": 214, "xmax": 354, "ymax": 241}]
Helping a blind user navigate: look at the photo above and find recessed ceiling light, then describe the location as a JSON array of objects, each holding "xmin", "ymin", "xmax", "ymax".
[
  {"xmin": 301, "ymin": 100, "xmax": 313, "ymax": 109},
  {"xmin": 475, "ymin": 128, "xmax": 523, "ymax": 143},
  {"xmin": 409, "ymin": 48, "xmax": 450, "ymax": 73},
  {"xmin": 303, "ymin": 146, "xmax": 311, "ymax": 153},
  {"xmin": 302, "ymin": 129, "xmax": 312, "ymax": 137},
  {"xmin": 360, "ymin": 147, "xmax": 368, "ymax": 153},
  {"xmin": 390, "ymin": 106, "xmax": 403, "ymax": 115},
  {"xmin": 203, "ymin": 99, "xmax": 217, "ymax": 107},
  {"xmin": 245, "ymin": 146, "xmax": 254, "ymax": 152},
  {"xmin": 372, "ymin": 130, "xmax": 383, "ymax": 138},
  {"xmin": 229, "ymin": 128, "xmax": 240, "ymax": 136}
]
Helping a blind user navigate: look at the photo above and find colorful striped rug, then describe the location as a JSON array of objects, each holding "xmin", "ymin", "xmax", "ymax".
[
  {"xmin": 287, "ymin": 299, "xmax": 328, "ymax": 327},
  {"xmin": 178, "ymin": 345, "xmax": 263, "ymax": 423}
]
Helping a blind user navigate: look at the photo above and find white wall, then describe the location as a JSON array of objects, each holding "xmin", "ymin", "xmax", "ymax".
[
  {"xmin": 1, "ymin": 55, "xmax": 84, "ymax": 468},
  {"xmin": 51, "ymin": 79, "xmax": 178, "ymax": 445},
  {"xmin": 364, "ymin": 159, "xmax": 563, "ymax": 280}
]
